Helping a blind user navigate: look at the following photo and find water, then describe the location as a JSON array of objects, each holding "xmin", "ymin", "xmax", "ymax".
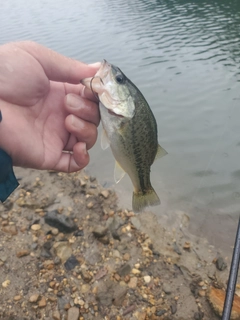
[{"xmin": 1, "ymin": 0, "xmax": 240, "ymax": 252}]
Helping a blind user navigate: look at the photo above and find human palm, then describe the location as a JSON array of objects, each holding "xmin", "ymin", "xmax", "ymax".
[{"xmin": 0, "ymin": 41, "xmax": 100, "ymax": 172}]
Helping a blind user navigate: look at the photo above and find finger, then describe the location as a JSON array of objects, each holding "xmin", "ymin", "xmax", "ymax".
[
  {"xmin": 65, "ymin": 115, "xmax": 98, "ymax": 150},
  {"xmin": 53, "ymin": 142, "xmax": 89, "ymax": 173},
  {"xmin": 65, "ymin": 94, "xmax": 100, "ymax": 126},
  {"xmin": 64, "ymin": 134, "xmax": 77, "ymax": 151},
  {"xmin": 64, "ymin": 83, "xmax": 98, "ymax": 102},
  {"xmin": 15, "ymin": 41, "xmax": 100, "ymax": 84}
]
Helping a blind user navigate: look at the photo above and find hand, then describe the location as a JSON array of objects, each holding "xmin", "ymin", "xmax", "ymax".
[{"xmin": 0, "ymin": 41, "xmax": 100, "ymax": 172}]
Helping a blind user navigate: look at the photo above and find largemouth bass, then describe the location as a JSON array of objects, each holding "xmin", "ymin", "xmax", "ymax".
[{"xmin": 81, "ymin": 60, "xmax": 167, "ymax": 212}]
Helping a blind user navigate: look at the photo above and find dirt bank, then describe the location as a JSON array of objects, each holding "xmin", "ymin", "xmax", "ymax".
[{"xmin": 0, "ymin": 168, "xmax": 237, "ymax": 320}]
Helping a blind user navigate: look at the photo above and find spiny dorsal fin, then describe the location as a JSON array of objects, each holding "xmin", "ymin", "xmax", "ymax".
[
  {"xmin": 155, "ymin": 144, "xmax": 167, "ymax": 161},
  {"xmin": 114, "ymin": 161, "xmax": 126, "ymax": 183}
]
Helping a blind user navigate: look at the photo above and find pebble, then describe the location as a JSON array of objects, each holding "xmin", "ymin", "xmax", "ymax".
[
  {"xmin": 144, "ymin": 275, "xmax": 151, "ymax": 284},
  {"xmin": 53, "ymin": 241, "xmax": 72, "ymax": 262},
  {"xmin": 17, "ymin": 250, "xmax": 30, "ymax": 258},
  {"xmin": 64, "ymin": 255, "xmax": 79, "ymax": 271},
  {"xmin": 68, "ymin": 306, "xmax": 80, "ymax": 320},
  {"xmin": 29, "ymin": 294, "xmax": 39, "ymax": 303},
  {"xmin": 52, "ymin": 310, "xmax": 61, "ymax": 320},
  {"xmin": 216, "ymin": 257, "xmax": 227, "ymax": 271},
  {"xmin": 81, "ymin": 284, "xmax": 90, "ymax": 293},
  {"xmin": 38, "ymin": 296, "xmax": 47, "ymax": 307},
  {"xmin": 162, "ymin": 283, "xmax": 172, "ymax": 294},
  {"xmin": 100, "ymin": 190, "xmax": 109, "ymax": 199},
  {"xmin": 132, "ymin": 268, "xmax": 141, "ymax": 275},
  {"xmin": 92, "ymin": 225, "xmax": 108, "ymax": 238},
  {"xmin": 14, "ymin": 295, "xmax": 22, "ymax": 301},
  {"xmin": 51, "ymin": 228, "xmax": 59, "ymax": 236},
  {"xmin": 2, "ymin": 280, "xmax": 10, "ymax": 288},
  {"xmin": 82, "ymin": 270, "xmax": 93, "ymax": 283},
  {"xmin": 123, "ymin": 253, "xmax": 130, "ymax": 261},
  {"xmin": 45, "ymin": 210, "xmax": 78, "ymax": 233},
  {"xmin": 2, "ymin": 225, "xmax": 18, "ymax": 235},
  {"xmin": 31, "ymin": 224, "xmax": 41, "ymax": 231},
  {"xmin": 118, "ymin": 264, "xmax": 131, "ymax": 277},
  {"xmin": 128, "ymin": 277, "xmax": 138, "ymax": 289}
]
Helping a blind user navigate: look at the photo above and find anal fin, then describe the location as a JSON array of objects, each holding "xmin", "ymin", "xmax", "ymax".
[{"xmin": 114, "ymin": 161, "xmax": 126, "ymax": 183}]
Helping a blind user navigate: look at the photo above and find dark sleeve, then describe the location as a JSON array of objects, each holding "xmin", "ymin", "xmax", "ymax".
[{"xmin": 0, "ymin": 149, "xmax": 19, "ymax": 202}]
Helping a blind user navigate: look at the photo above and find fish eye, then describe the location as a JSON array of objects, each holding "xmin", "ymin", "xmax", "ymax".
[{"xmin": 115, "ymin": 73, "xmax": 125, "ymax": 84}]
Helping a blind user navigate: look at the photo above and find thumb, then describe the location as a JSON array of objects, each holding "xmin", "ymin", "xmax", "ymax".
[{"xmin": 15, "ymin": 41, "xmax": 100, "ymax": 84}]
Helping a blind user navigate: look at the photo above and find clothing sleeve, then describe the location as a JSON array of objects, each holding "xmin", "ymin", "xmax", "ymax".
[{"xmin": 0, "ymin": 148, "xmax": 19, "ymax": 202}]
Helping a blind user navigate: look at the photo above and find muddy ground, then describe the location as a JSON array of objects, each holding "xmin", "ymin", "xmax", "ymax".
[{"xmin": 0, "ymin": 167, "xmax": 239, "ymax": 320}]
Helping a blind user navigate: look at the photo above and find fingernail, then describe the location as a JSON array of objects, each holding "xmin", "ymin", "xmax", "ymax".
[{"xmin": 66, "ymin": 94, "xmax": 80, "ymax": 109}]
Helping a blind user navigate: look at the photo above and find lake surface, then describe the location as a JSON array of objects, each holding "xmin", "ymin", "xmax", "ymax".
[{"xmin": 1, "ymin": 0, "xmax": 240, "ymax": 252}]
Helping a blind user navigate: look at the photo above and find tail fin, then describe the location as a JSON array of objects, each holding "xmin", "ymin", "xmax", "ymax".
[{"xmin": 132, "ymin": 188, "xmax": 160, "ymax": 213}]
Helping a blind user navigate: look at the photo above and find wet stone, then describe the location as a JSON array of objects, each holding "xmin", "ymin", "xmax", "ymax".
[
  {"xmin": 73, "ymin": 229, "xmax": 84, "ymax": 237},
  {"xmin": 44, "ymin": 210, "xmax": 78, "ymax": 233},
  {"xmin": 170, "ymin": 301, "xmax": 177, "ymax": 314},
  {"xmin": 64, "ymin": 255, "xmax": 79, "ymax": 271}
]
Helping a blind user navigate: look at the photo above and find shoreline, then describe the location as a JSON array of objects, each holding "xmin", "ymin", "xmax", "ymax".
[{"xmin": 0, "ymin": 167, "xmax": 237, "ymax": 319}]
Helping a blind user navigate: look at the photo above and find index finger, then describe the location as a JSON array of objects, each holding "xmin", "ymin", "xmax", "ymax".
[{"xmin": 15, "ymin": 41, "xmax": 100, "ymax": 84}]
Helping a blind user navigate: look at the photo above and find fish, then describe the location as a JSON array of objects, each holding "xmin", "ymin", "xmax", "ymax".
[{"xmin": 81, "ymin": 60, "xmax": 167, "ymax": 212}]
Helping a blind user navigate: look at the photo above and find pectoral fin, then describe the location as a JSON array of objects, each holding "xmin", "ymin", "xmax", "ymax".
[
  {"xmin": 114, "ymin": 161, "xmax": 126, "ymax": 183},
  {"xmin": 101, "ymin": 129, "xmax": 110, "ymax": 150},
  {"xmin": 155, "ymin": 144, "xmax": 167, "ymax": 161}
]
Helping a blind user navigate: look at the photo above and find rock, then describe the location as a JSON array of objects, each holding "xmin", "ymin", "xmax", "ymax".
[
  {"xmin": 216, "ymin": 257, "xmax": 227, "ymax": 271},
  {"xmin": 16, "ymin": 250, "xmax": 30, "ymax": 258},
  {"xmin": 2, "ymin": 279, "xmax": 10, "ymax": 288},
  {"xmin": 132, "ymin": 268, "xmax": 141, "ymax": 275},
  {"xmin": 81, "ymin": 284, "xmax": 90, "ymax": 293},
  {"xmin": 123, "ymin": 253, "xmax": 130, "ymax": 261},
  {"xmin": 31, "ymin": 224, "xmax": 41, "ymax": 231},
  {"xmin": 92, "ymin": 225, "xmax": 108, "ymax": 238},
  {"xmin": 74, "ymin": 229, "xmax": 84, "ymax": 237},
  {"xmin": 170, "ymin": 301, "xmax": 177, "ymax": 314},
  {"xmin": 64, "ymin": 255, "xmax": 79, "ymax": 271},
  {"xmin": 85, "ymin": 248, "xmax": 102, "ymax": 265},
  {"xmin": 156, "ymin": 310, "xmax": 166, "ymax": 316},
  {"xmin": 98, "ymin": 235, "xmax": 110, "ymax": 245},
  {"xmin": 29, "ymin": 294, "xmax": 39, "ymax": 303},
  {"xmin": 173, "ymin": 242, "xmax": 182, "ymax": 255},
  {"xmin": 82, "ymin": 270, "xmax": 93, "ymax": 283},
  {"xmin": 2, "ymin": 225, "xmax": 17, "ymax": 235},
  {"xmin": 52, "ymin": 310, "xmax": 61, "ymax": 320},
  {"xmin": 67, "ymin": 307, "xmax": 79, "ymax": 320},
  {"xmin": 100, "ymin": 190, "xmax": 109, "ymax": 199},
  {"xmin": 194, "ymin": 311, "xmax": 204, "ymax": 320},
  {"xmin": 128, "ymin": 277, "xmax": 138, "ymax": 289},
  {"xmin": 53, "ymin": 241, "xmax": 72, "ymax": 262},
  {"xmin": 162, "ymin": 283, "xmax": 172, "ymax": 294},
  {"xmin": 13, "ymin": 295, "xmax": 22, "ymax": 301},
  {"xmin": 113, "ymin": 250, "xmax": 121, "ymax": 258},
  {"xmin": 130, "ymin": 217, "xmax": 141, "ymax": 230},
  {"xmin": 51, "ymin": 228, "xmax": 59, "ymax": 236},
  {"xmin": 207, "ymin": 286, "xmax": 240, "ymax": 319},
  {"xmin": 38, "ymin": 296, "xmax": 46, "ymax": 307},
  {"xmin": 44, "ymin": 210, "xmax": 78, "ymax": 233},
  {"xmin": 0, "ymin": 254, "xmax": 8, "ymax": 262},
  {"xmin": 96, "ymin": 279, "xmax": 127, "ymax": 307},
  {"xmin": 117, "ymin": 264, "xmax": 131, "ymax": 277},
  {"xmin": 144, "ymin": 275, "xmax": 151, "ymax": 284}
]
